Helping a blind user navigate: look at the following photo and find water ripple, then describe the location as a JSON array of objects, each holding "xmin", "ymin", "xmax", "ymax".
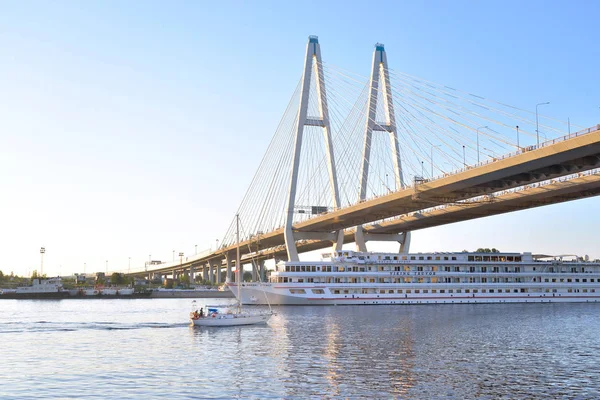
[{"xmin": 1, "ymin": 300, "xmax": 600, "ymax": 398}]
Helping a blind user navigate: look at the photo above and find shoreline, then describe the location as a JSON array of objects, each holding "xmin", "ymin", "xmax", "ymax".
[{"xmin": 0, "ymin": 290, "xmax": 235, "ymax": 300}]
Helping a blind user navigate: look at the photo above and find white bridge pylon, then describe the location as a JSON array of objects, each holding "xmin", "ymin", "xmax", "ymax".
[
  {"xmin": 355, "ymin": 43, "xmax": 411, "ymax": 253},
  {"xmin": 284, "ymin": 37, "xmax": 411, "ymax": 261},
  {"xmin": 284, "ymin": 36, "xmax": 344, "ymax": 262}
]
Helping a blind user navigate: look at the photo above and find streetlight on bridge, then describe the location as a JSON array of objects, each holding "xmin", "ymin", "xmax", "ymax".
[
  {"xmin": 536, "ymin": 102, "xmax": 550, "ymax": 147},
  {"xmin": 179, "ymin": 252, "xmax": 184, "ymax": 265},
  {"xmin": 462, "ymin": 145, "xmax": 466, "ymax": 167}
]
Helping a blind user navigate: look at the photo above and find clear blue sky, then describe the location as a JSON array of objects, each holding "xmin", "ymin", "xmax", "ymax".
[{"xmin": 1, "ymin": 1, "xmax": 599, "ymax": 277}]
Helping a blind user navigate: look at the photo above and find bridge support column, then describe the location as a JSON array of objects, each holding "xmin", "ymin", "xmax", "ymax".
[
  {"xmin": 215, "ymin": 260, "xmax": 221, "ymax": 284},
  {"xmin": 357, "ymin": 232, "xmax": 411, "ymax": 254},
  {"xmin": 226, "ymin": 253, "xmax": 233, "ymax": 282},
  {"xmin": 399, "ymin": 232, "xmax": 411, "ymax": 254},
  {"xmin": 202, "ymin": 264, "xmax": 208, "ymax": 282},
  {"xmin": 237, "ymin": 261, "xmax": 243, "ymax": 283},
  {"xmin": 251, "ymin": 261, "xmax": 258, "ymax": 281},
  {"xmin": 258, "ymin": 260, "xmax": 266, "ymax": 282},
  {"xmin": 284, "ymin": 35, "xmax": 343, "ymax": 261}
]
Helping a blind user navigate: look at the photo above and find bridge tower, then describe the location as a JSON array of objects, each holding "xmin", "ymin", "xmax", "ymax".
[
  {"xmin": 284, "ymin": 35, "xmax": 344, "ymax": 262},
  {"xmin": 355, "ymin": 43, "xmax": 411, "ymax": 253}
]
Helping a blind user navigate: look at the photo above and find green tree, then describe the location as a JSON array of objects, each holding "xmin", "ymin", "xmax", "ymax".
[
  {"xmin": 110, "ymin": 273, "xmax": 125, "ymax": 285},
  {"xmin": 180, "ymin": 275, "xmax": 190, "ymax": 288},
  {"xmin": 0, "ymin": 270, "xmax": 4, "ymax": 281},
  {"xmin": 243, "ymin": 271, "xmax": 253, "ymax": 282}
]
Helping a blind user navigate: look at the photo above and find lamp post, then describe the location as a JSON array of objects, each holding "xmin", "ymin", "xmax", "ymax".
[
  {"xmin": 536, "ymin": 102, "xmax": 550, "ymax": 147},
  {"xmin": 105, "ymin": 260, "xmax": 108, "ymax": 274},
  {"xmin": 179, "ymin": 252, "xmax": 184, "ymax": 265},
  {"xmin": 172, "ymin": 250, "xmax": 175, "ymax": 262},
  {"xmin": 128, "ymin": 257, "xmax": 131, "ymax": 273},
  {"xmin": 462, "ymin": 145, "xmax": 466, "ymax": 167},
  {"xmin": 431, "ymin": 145, "xmax": 440, "ymax": 178},
  {"xmin": 195, "ymin": 245, "xmax": 197, "ymax": 255},
  {"xmin": 421, "ymin": 161, "xmax": 424, "ymax": 178},
  {"xmin": 516, "ymin": 126, "xmax": 520, "ymax": 150},
  {"xmin": 40, "ymin": 247, "xmax": 45, "ymax": 277},
  {"xmin": 477, "ymin": 126, "xmax": 488, "ymax": 163}
]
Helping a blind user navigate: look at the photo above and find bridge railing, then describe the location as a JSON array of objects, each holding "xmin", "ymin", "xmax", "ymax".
[
  {"xmin": 428, "ymin": 124, "xmax": 600, "ymax": 183},
  {"xmin": 372, "ymin": 167, "xmax": 600, "ymax": 225}
]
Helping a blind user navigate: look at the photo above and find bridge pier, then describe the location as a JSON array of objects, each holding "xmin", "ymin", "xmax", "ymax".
[
  {"xmin": 214, "ymin": 260, "xmax": 222, "ymax": 285},
  {"xmin": 251, "ymin": 261, "xmax": 258, "ymax": 281},
  {"xmin": 236, "ymin": 261, "xmax": 242, "ymax": 283},
  {"xmin": 258, "ymin": 260, "xmax": 266, "ymax": 282},
  {"xmin": 202, "ymin": 264, "xmax": 208, "ymax": 282},
  {"xmin": 226, "ymin": 253, "xmax": 233, "ymax": 282},
  {"xmin": 208, "ymin": 263, "xmax": 214, "ymax": 284}
]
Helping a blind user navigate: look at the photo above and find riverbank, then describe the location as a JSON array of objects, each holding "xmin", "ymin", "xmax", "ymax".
[
  {"xmin": 149, "ymin": 289, "xmax": 234, "ymax": 298},
  {"xmin": 0, "ymin": 289, "xmax": 235, "ymax": 300}
]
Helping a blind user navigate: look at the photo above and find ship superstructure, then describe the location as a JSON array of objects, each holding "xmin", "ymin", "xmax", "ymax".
[{"xmin": 230, "ymin": 250, "xmax": 600, "ymax": 305}]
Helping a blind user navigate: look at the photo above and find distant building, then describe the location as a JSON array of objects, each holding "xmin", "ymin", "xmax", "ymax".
[
  {"xmin": 134, "ymin": 277, "xmax": 148, "ymax": 286},
  {"xmin": 74, "ymin": 273, "xmax": 87, "ymax": 285}
]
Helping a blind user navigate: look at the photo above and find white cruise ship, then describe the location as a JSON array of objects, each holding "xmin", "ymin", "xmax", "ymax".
[{"xmin": 230, "ymin": 250, "xmax": 600, "ymax": 305}]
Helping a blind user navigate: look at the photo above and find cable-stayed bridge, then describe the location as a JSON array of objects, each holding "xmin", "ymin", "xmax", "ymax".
[{"xmin": 128, "ymin": 36, "xmax": 600, "ymax": 282}]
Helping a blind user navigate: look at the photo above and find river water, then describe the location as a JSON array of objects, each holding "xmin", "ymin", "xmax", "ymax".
[{"xmin": 1, "ymin": 299, "xmax": 599, "ymax": 399}]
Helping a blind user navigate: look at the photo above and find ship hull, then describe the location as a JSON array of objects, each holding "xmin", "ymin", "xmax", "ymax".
[{"xmin": 231, "ymin": 283, "xmax": 600, "ymax": 306}]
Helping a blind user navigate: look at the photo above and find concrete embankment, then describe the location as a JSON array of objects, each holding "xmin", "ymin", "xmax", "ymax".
[
  {"xmin": 149, "ymin": 290, "xmax": 234, "ymax": 298},
  {"xmin": 0, "ymin": 290, "xmax": 234, "ymax": 300}
]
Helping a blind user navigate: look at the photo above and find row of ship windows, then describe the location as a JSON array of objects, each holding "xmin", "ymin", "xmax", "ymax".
[
  {"xmin": 341, "ymin": 254, "xmax": 521, "ymax": 262},
  {"xmin": 281, "ymin": 265, "xmax": 589, "ymax": 273},
  {"xmin": 289, "ymin": 288, "xmax": 597, "ymax": 295},
  {"xmin": 274, "ymin": 277, "xmax": 598, "ymax": 284}
]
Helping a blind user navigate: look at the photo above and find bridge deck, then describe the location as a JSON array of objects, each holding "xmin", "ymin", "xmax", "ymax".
[{"xmin": 135, "ymin": 126, "xmax": 600, "ymax": 275}]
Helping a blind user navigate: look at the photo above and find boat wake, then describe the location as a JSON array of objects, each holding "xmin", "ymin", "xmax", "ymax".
[{"xmin": 0, "ymin": 321, "xmax": 189, "ymax": 334}]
